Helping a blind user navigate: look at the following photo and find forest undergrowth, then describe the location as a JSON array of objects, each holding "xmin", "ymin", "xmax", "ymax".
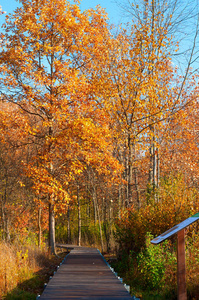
[{"xmin": 109, "ymin": 232, "xmax": 199, "ymax": 300}]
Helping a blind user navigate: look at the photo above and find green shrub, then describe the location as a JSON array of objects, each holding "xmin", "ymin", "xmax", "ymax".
[{"xmin": 136, "ymin": 233, "xmax": 176, "ymax": 291}]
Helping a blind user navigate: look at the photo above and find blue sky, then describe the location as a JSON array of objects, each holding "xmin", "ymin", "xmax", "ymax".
[
  {"xmin": 0, "ymin": 0, "xmax": 124, "ymax": 27},
  {"xmin": 0, "ymin": 0, "xmax": 198, "ymax": 71}
]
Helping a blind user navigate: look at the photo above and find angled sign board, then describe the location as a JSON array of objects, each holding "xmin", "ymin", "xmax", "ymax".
[{"xmin": 151, "ymin": 213, "xmax": 199, "ymax": 245}]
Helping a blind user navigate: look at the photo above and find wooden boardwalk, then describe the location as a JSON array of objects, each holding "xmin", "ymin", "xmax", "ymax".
[{"xmin": 39, "ymin": 246, "xmax": 132, "ymax": 299}]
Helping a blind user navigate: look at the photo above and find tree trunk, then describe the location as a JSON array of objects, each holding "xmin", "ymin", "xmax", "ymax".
[
  {"xmin": 157, "ymin": 146, "xmax": 160, "ymax": 202},
  {"xmin": 125, "ymin": 133, "xmax": 134, "ymax": 207},
  {"xmin": 149, "ymin": 125, "xmax": 159, "ymax": 201},
  {"xmin": 134, "ymin": 167, "xmax": 140, "ymax": 209},
  {"xmin": 133, "ymin": 142, "xmax": 140, "ymax": 209},
  {"xmin": 92, "ymin": 187, "xmax": 97, "ymax": 225},
  {"xmin": 1, "ymin": 190, "xmax": 10, "ymax": 242},
  {"xmin": 38, "ymin": 206, "xmax": 42, "ymax": 248},
  {"xmin": 49, "ymin": 200, "xmax": 56, "ymax": 255},
  {"xmin": 5, "ymin": 217, "xmax": 10, "ymax": 242},
  {"xmin": 96, "ymin": 196, "xmax": 104, "ymax": 253},
  {"xmin": 67, "ymin": 205, "xmax": 71, "ymax": 244},
  {"xmin": 118, "ymin": 185, "xmax": 121, "ymax": 219},
  {"xmin": 77, "ymin": 185, "xmax": 81, "ymax": 246},
  {"xmin": 1, "ymin": 197, "xmax": 5, "ymax": 240},
  {"xmin": 125, "ymin": 136, "xmax": 130, "ymax": 207}
]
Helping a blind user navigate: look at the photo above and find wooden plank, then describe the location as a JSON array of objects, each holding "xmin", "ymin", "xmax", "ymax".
[{"xmin": 39, "ymin": 247, "xmax": 132, "ymax": 299}]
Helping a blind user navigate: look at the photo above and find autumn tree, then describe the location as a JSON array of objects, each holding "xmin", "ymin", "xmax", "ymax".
[
  {"xmin": 0, "ymin": 0, "xmax": 121, "ymax": 253},
  {"xmin": 94, "ymin": 0, "xmax": 199, "ymax": 210},
  {"xmin": 112, "ymin": 0, "xmax": 199, "ymax": 204},
  {"xmin": 92, "ymin": 17, "xmax": 173, "ymax": 207}
]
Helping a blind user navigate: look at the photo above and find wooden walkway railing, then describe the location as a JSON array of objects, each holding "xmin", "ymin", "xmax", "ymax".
[{"xmin": 39, "ymin": 246, "xmax": 132, "ymax": 299}]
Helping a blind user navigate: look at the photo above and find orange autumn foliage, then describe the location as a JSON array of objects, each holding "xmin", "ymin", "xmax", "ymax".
[
  {"xmin": 0, "ymin": 0, "xmax": 122, "ymax": 251},
  {"xmin": 115, "ymin": 173, "xmax": 199, "ymax": 255},
  {"xmin": 0, "ymin": 0, "xmax": 122, "ymax": 203}
]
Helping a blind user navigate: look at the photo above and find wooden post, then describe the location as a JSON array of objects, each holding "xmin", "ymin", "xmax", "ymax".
[{"xmin": 177, "ymin": 229, "xmax": 187, "ymax": 300}]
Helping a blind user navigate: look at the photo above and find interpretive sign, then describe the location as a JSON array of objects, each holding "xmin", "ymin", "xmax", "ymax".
[
  {"xmin": 150, "ymin": 213, "xmax": 199, "ymax": 300},
  {"xmin": 151, "ymin": 213, "xmax": 199, "ymax": 245}
]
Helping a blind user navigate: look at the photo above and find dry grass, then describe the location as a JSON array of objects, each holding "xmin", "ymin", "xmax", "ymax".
[
  {"xmin": 0, "ymin": 242, "xmax": 41, "ymax": 298},
  {"xmin": 0, "ymin": 242, "xmax": 25, "ymax": 297},
  {"xmin": 0, "ymin": 242, "xmax": 66, "ymax": 299}
]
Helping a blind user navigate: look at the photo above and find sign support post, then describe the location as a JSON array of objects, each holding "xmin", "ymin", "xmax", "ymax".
[{"xmin": 177, "ymin": 229, "xmax": 187, "ymax": 300}]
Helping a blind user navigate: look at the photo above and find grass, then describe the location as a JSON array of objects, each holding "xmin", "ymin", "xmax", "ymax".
[
  {"xmin": 0, "ymin": 241, "xmax": 68, "ymax": 300},
  {"xmin": 4, "ymin": 288, "xmax": 36, "ymax": 300}
]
